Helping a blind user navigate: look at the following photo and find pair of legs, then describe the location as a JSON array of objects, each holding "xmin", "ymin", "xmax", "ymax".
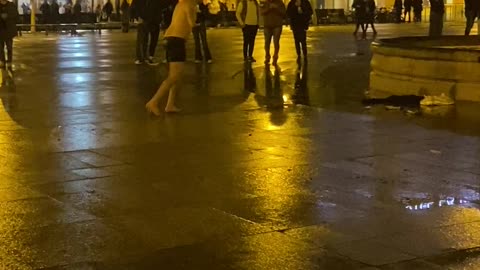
[
  {"xmin": 0, "ymin": 38, "xmax": 13, "ymax": 66},
  {"xmin": 404, "ymin": 9, "xmax": 411, "ymax": 22},
  {"xmin": 429, "ymin": 11, "xmax": 443, "ymax": 37},
  {"xmin": 364, "ymin": 19, "xmax": 377, "ymax": 34},
  {"xmin": 242, "ymin": 25, "xmax": 259, "ymax": 61},
  {"xmin": 136, "ymin": 22, "xmax": 160, "ymax": 62},
  {"xmin": 354, "ymin": 17, "xmax": 365, "ymax": 34},
  {"xmin": 145, "ymin": 37, "xmax": 185, "ymax": 115},
  {"xmin": 193, "ymin": 23, "xmax": 212, "ymax": 61},
  {"xmin": 413, "ymin": 10, "xmax": 422, "ymax": 22},
  {"xmin": 465, "ymin": 11, "xmax": 478, "ymax": 36},
  {"xmin": 264, "ymin": 26, "xmax": 282, "ymax": 64},
  {"xmin": 292, "ymin": 27, "xmax": 307, "ymax": 59}
]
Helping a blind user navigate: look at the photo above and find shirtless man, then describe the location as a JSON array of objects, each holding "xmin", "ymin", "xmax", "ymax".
[{"xmin": 145, "ymin": 0, "xmax": 196, "ymax": 115}]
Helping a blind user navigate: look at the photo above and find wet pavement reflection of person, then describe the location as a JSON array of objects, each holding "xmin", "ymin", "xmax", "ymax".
[
  {"xmin": 243, "ymin": 62, "xmax": 256, "ymax": 93},
  {"xmin": 255, "ymin": 64, "xmax": 287, "ymax": 126},
  {"xmin": 0, "ymin": 68, "xmax": 17, "ymax": 112},
  {"xmin": 292, "ymin": 63, "xmax": 308, "ymax": 105}
]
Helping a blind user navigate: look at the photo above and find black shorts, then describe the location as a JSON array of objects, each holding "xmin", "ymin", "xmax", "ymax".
[{"xmin": 165, "ymin": 37, "xmax": 186, "ymax": 63}]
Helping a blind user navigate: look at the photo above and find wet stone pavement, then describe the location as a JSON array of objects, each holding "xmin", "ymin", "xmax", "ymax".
[{"xmin": 1, "ymin": 24, "xmax": 480, "ymax": 269}]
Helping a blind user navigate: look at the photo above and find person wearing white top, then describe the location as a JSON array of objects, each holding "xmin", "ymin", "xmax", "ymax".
[{"xmin": 236, "ymin": 0, "xmax": 259, "ymax": 62}]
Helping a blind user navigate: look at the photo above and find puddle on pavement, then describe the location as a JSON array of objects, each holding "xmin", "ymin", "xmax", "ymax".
[{"xmin": 401, "ymin": 196, "xmax": 474, "ymax": 211}]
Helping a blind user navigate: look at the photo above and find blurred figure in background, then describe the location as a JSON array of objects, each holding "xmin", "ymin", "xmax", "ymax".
[
  {"xmin": 429, "ymin": 0, "xmax": 444, "ymax": 36},
  {"xmin": 0, "ymin": 0, "xmax": 17, "ymax": 68},
  {"xmin": 193, "ymin": 0, "xmax": 212, "ymax": 63},
  {"xmin": 352, "ymin": 0, "xmax": 366, "ymax": 34},
  {"xmin": 364, "ymin": 0, "xmax": 377, "ymax": 34},
  {"xmin": 464, "ymin": 0, "xmax": 480, "ymax": 35},
  {"xmin": 120, "ymin": 0, "xmax": 130, "ymax": 32},
  {"xmin": 413, "ymin": 0, "xmax": 422, "ymax": 22},
  {"xmin": 403, "ymin": 0, "xmax": 412, "ymax": 22},
  {"xmin": 40, "ymin": 0, "xmax": 51, "ymax": 24},
  {"xmin": 394, "ymin": 0, "xmax": 402, "ymax": 23},
  {"xmin": 103, "ymin": 0, "xmax": 114, "ymax": 21}
]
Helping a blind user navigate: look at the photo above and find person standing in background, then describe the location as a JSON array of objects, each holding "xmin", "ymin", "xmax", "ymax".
[
  {"xmin": 120, "ymin": 0, "xmax": 130, "ymax": 32},
  {"xmin": 394, "ymin": 0, "xmax": 402, "ymax": 22},
  {"xmin": 287, "ymin": 0, "xmax": 312, "ymax": 63},
  {"xmin": 261, "ymin": 0, "xmax": 286, "ymax": 65},
  {"xmin": 364, "ymin": 0, "xmax": 377, "ymax": 34},
  {"xmin": 236, "ymin": 0, "xmax": 259, "ymax": 62},
  {"xmin": 464, "ymin": 0, "xmax": 480, "ymax": 35},
  {"xmin": 50, "ymin": 0, "xmax": 60, "ymax": 23},
  {"xmin": 0, "ymin": 0, "xmax": 17, "ymax": 68},
  {"xmin": 193, "ymin": 0, "xmax": 213, "ymax": 63},
  {"xmin": 103, "ymin": 0, "xmax": 114, "ymax": 21},
  {"xmin": 40, "ymin": 0, "xmax": 51, "ymax": 24},
  {"xmin": 403, "ymin": 0, "xmax": 412, "ymax": 22},
  {"xmin": 352, "ymin": 0, "xmax": 366, "ymax": 34},
  {"xmin": 130, "ymin": 0, "xmax": 163, "ymax": 65},
  {"xmin": 73, "ymin": 0, "xmax": 82, "ymax": 22},
  {"xmin": 413, "ymin": 0, "xmax": 422, "ymax": 22},
  {"xmin": 429, "ymin": 0, "xmax": 444, "ymax": 36}
]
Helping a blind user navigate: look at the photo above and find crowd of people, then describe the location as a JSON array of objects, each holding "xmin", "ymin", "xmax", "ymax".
[{"xmin": 145, "ymin": 0, "xmax": 313, "ymax": 116}]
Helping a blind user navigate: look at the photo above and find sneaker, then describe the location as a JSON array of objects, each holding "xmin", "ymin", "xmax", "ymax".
[
  {"xmin": 207, "ymin": 59, "xmax": 213, "ymax": 64},
  {"xmin": 146, "ymin": 58, "xmax": 159, "ymax": 66},
  {"xmin": 194, "ymin": 59, "xmax": 202, "ymax": 64},
  {"xmin": 135, "ymin": 60, "xmax": 144, "ymax": 65}
]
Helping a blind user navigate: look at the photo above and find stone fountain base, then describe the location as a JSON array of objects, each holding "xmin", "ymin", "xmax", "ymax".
[{"xmin": 369, "ymin": 36, "xmax": 480, "ymax": 102}]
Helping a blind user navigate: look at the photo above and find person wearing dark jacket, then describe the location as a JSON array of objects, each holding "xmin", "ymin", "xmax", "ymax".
[
  {"xmin": 40, "ymin": 0, "xmax": 50, "ymax": 24},
  {"xmin": 161, "ymin": 0, "xmax": 177, "ymax": 30},
  {"xmin": 352, "ymin": 0, "xmax": 366, "ymax": 34},
  {"xmin": 0, "ymin": 0, "xmax": 17, "ymax": 68},
  {"xmin": 73, "ymin": 1, "xmax": 82, "ymax": 23},
  {"xmin": 465, "ymin": 0, "xmax": 480, "ymax": 35},
  {"xmin": 193, "ymin": 1, "xmax": 212, "ymax": 63},
  {"xmin": 413, "ymin": 0, "xmax": 422, "ymax": 22},
  {"xmin": 404, "ymin": 0, "xmax": 412, "ymax": 22},
  {"xmin": 130, "ymin": 0, "xmax": 163, "ymax": 65},
  {"xmin": 103, "ymin": 0, "xmax": 114, "ymax": 21},
  {"xmin": 50, "ymin": 0, "xmax": 60, "ymax": 24},
  {"xmin": 429, "ymin": 0, "xmax": 444, "ymax": 36},
  {"xmin": 287, "ymin": 0, "xmax": 312, "ymax": 62},
  {"xmin": 364, "ymin": 0, "xmax": 377, "ymax": 34},
  {"xmin": 394, "ymin": 0, "xmax": 402, "ymax": 23}
]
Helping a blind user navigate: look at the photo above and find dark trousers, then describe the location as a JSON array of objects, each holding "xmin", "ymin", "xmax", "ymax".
[
  {"xmin": 148, "ymin": 23, "xmax": 160, "ymax": 57},
  {"xmin": 136, "ymin": 22, "xmax": 148, "ymax": 61},
  {"xmin": 429, "ymin": 11, "xmax": 443, "ymax": 37},
  {"xmin": 0, "ymin": 38, "xmax": 13, "ymax": 63},
  {"xmin": 193, "ymin": 23, "xmax": 212, "ymax": 61},
  {"xmin": 465, "ymin": 11, "xmax": 478, "ymax": 35},
  {"xmin": 242, "ymin": 25, "xmax": 258, "ymax": 59},
  {"xmin": 136, "ymin": 22, "xmax": 160, "ymax": 61},
  {"xmin": 292, "ymin": 28, "xmax": 307, "ymax": 57},
  {"xmin": 264, "ymin": 26, "xmax": 282, "ymax": 59}
]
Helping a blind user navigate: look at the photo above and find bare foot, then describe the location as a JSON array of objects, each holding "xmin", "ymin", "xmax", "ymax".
[
  {"xmin": 146, "ymin": 101, "xmax": 161, "ymax": 116},
  {"xmin": 165, "ymin": 106, "xmax": 182, "ymax": 113}
]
